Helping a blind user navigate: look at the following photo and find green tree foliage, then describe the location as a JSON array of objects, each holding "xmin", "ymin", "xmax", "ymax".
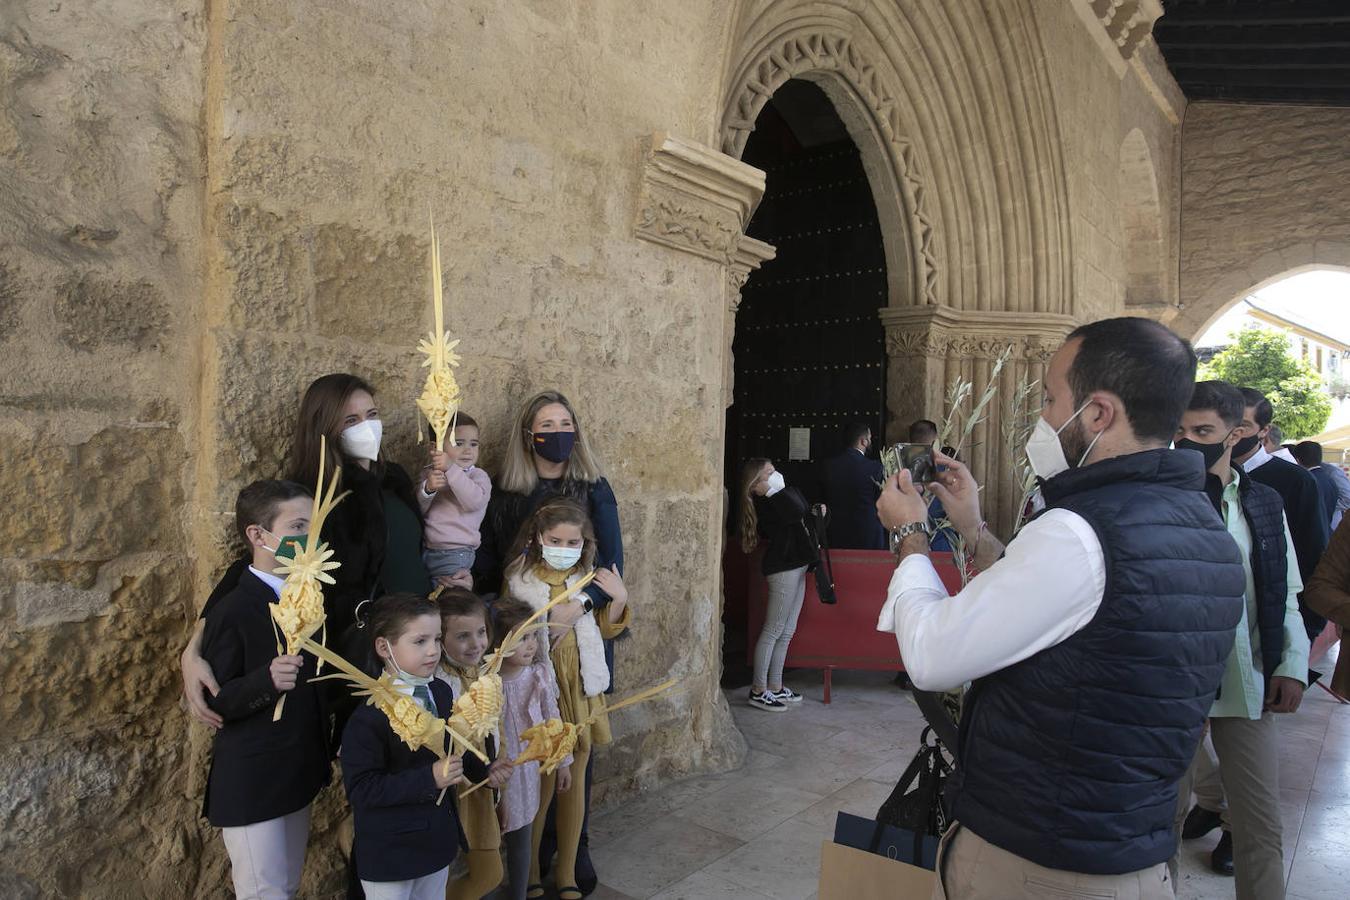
[{"xmin": 1198, "ymin": 326, "xmax": 1333, "ymax": 439}]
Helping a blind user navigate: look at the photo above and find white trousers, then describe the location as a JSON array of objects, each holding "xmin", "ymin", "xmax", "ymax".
[
  {"xmin": 360, "ymin": 867, "xmax": 451, "ymax": 900},
  {"xmin": 220, "ymin": 806, "xmax": 311, "ymax": 899}
]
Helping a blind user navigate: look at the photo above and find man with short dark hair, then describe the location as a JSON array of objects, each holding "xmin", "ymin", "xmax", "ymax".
[
  {"xmin": 876, "ymin": 317, "xmax": 1244, "ymax": 899},
  {"xmin": 1232, "ymin": 388, "xmax": 1329, "ymax": 641},
  {"xmin": 909, "ymin": 418, "xmax": 938, "ymax": 445},
  {"xmin": 1172, "ymin": 381, "xmax": 1308, "ymax": 899},
  {"xmin": 822, "ymin": 422, "xmax": 886, "ymax": 549},
  {"xmin": 1292, "ymin": 440, "xmax": 1350, "ymax": 531}
]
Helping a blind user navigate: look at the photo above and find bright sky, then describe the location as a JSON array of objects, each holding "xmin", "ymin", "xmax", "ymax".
[{"xmin": 1197, "ymin": 269, "xmax": 1350, "ymax": 348}]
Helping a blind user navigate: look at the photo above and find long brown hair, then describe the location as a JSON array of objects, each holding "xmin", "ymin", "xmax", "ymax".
[
  {"xmin": 288, "ymin": 373, "xmax": 378, "ymax": 488},
  {"xmin": 739, "ymin": 458, "xmax": 771, "ymax": 553},
  {"xmin": 506, "ymin": 496, "xmax": 598, "ymax": 575},
  {"xmin": 498, "ymin": 390, "xmax": 603, "ymax": 494}
]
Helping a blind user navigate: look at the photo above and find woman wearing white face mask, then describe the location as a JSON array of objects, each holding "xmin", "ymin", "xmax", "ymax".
[
  {"xmin": 739, "ymin": 458, "xmax": 822, "ymax": 712},
  {"xmin": 181, "ymin": 373, "xmax": 432, "ymax": 731}
]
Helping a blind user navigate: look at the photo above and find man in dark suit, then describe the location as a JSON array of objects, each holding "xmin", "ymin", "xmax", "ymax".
[
  {"xmin": 1233, "ymin": 388, "xmax": 1330, "ymax": 642},
  {"xmin": 1292, "ymin": 440, "xmax": 1350, "ymax": 531},
  {"xmin": 823, "ymin": 422, "xmax": 886, "ymax": 549}
]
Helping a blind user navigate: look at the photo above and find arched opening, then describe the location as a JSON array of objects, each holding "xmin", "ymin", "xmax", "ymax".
[
  {"xmin": 1195, "ymin": 267, "xmax": 1350, "ymax": 445},
  {"xmin": 1120, "ymin": 128, "xmax": 1166, "ymax": 307},
  {"xmin": 720, "ymin": 78, "xmax": 889, "ymax": 681}
]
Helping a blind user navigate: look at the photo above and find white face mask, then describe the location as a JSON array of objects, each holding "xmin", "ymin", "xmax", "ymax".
[
  {"xmin": 1025, "ymin": 399, "xmax": 1102, "ymax": 481},
  {"xmin": 764, "ymin": 471, "xmax": 786, "ymax": 496},
  {"xmin": 340, "ymin": 419, "xmax": 383, "ymax": 462},
  {"xmin": 379, "ymin": 638, "xmax": 433, "ymax": 687},
  {"xmin": 540, "ymin": 544, "xmax": 582, "ymax": 571}
]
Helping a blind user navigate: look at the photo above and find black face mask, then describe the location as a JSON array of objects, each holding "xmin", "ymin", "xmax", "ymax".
[
  {"xmin": 1176, "ymin": 436, "xmax": 1230, "ymax": 470},
  {"xmin": 1231, "ymin": 433, "xmax": 1261, "ymax": 460}
]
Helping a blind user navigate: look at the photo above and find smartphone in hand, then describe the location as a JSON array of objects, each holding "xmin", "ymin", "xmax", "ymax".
[{"xmin": 881, "ymin": 442, "xmax": 937, "ymax": 484}]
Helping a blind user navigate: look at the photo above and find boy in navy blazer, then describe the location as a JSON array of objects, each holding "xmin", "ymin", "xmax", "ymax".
[
  {"xmin": 342, "ymin": 592, "xmax": 485, "ymax": 899},
  {"xmin": 201, "ymin": 480, "xmax": 332, "ymax": 899}
]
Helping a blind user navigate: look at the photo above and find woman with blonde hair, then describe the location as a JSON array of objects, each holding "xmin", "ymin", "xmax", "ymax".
[
  {"xmin": 473, "ymin": 390, "xmax": 620, "ymax": 602},
  {"xmin": 740, "ymin": 457, "xmax": 820, "ymax": 712},
  {"xmin": 473, "ymin": 389, "xmax": 622, "ymax": 897}
]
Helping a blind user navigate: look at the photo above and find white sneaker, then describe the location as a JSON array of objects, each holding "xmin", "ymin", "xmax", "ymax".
[
  {"xmin": 748, "ymin": 690, "xmax": 787, "ymax": 712},
  {"xmin": 772, "ymin": 687, "xmax": 803, "ymax": 703}
]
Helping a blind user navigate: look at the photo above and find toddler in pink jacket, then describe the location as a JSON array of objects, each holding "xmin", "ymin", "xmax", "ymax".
[{"xmin": 420, "ymin": 413, "xmax": 492, "ymax": 583}]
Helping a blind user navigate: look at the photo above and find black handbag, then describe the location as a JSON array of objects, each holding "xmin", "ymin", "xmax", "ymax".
[
  {"xmin": 809, "ymin": 505, "xmax": 838, "ymax": 604},
  {"xmin": 876, "ymin": 727, "xmax": 952, "ymax": 841}
]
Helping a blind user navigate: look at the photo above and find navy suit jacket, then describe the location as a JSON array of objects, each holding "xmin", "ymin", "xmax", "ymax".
[
  {"xmin": 341, "ymin": 679, "xmax": 463, "ymax": 882},
  {"xmin": 823, "ymin": 449, "xmax": 887, "ymax": 550},
  {"xmin": 201, "ymin": 570, "xmax": 331, "ymax": 827},
  {"xmin": 1246, "ymin": 454, "xmax": 1331, "ymax": 638}
]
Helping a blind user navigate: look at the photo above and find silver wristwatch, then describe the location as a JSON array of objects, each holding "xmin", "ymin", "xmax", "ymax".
[{"xmin": 889, "ymin": 520, "xmax": 932, "ymax": 553}]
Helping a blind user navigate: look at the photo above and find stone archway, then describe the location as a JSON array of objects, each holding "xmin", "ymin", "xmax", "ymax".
[
  {"xmin": 717, "ymin": 3, "xmax": 1077, "ymax": 532},
  {"xmin": 720, "ymin": 30, "xmax": 935, "ymax": 313},
  {"xmin": 1180, "ymin": 254, "xmax": 1350, "ymax": 343}
]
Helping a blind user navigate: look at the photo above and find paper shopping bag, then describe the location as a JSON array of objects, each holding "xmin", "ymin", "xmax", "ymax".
[{"xmin": 819, "ymin": 840, "xmax": 936, "ymax": 899}]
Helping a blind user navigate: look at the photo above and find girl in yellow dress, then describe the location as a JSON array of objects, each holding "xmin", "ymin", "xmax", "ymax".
[{"xmin": 503, "ymin": 497, "xmax": 630, "ymax": 900}]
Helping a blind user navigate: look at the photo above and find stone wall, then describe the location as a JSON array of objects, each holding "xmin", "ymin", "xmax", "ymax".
[
  {"xmin": 1173, "ymin": 102, "xmax": 1350, "ymax": 341},
  {"xmin": 0, "ymin": 1, "xmax": 208, "ymax": 897}
]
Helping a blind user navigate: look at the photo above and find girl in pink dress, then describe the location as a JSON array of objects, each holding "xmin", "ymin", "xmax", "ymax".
[{"xmin": 492, "ymin": 599, "xmax": 573, "ymax": 900}]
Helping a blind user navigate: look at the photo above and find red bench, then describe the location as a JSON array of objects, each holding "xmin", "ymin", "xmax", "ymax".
[{"xmin": 730, "ymin": 548, "xmax": 964, "ymax": 703}]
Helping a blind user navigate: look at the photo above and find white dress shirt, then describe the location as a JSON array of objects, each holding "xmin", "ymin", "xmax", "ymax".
[
  {"xmin": 248, "ymin": 565, "xmax": 286, "ymax": 598},
  {"xmin": 876, "ymin": 509, "xmax": 1106, "ymax": 692},
  {"xmin": 1242, "ymin": 444, "xmax": 1273, "ymax": 472},
  {"xmin": 1272, "ymin": 447, "xmax": 1297, "ymax": 465}
]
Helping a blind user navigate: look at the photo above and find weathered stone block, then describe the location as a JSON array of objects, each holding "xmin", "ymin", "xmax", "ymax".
[
  {"xmin": 312, "ymin": 224, "xmax": 426, "ymax": 343},
  {"xmin": 54, "ymin": 275, "xmax": 169, "ymax": 352}
]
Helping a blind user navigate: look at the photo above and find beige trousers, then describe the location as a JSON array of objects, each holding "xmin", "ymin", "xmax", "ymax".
[
  {"xmin": 1171, "ymin": 714, "xmax": 1286, "ymax": 900},
  {"xmin": 932, "ymin": 824, "xmax": 1173, "ymax": 900}
]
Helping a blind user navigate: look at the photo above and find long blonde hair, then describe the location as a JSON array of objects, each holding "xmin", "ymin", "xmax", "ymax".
[
  {"xmin": 739, "ymin": 458, "xmax": 771, "ymax": 553},
  {"xmin": 498, "ymin": 390, "xmax": 603, "ymax": 494}
]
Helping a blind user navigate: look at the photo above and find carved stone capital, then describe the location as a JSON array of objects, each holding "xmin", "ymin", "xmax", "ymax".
[
  {"xmin": 880, "ymin": 306, "xmax": 1077, "ymax": 362},
  {"xmin": 634, "ymin": 133, "xmax": 767, "ymax": 265},
  {"xmin": 1073, "ymin": 0, "xmax": 1164, "ymax": 77},
  {"xmin": 727, "ymin": 236, "xmax": 776, "ymax": 311}
]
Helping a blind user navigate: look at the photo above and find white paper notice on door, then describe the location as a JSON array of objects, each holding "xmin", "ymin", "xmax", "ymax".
[{"xmin": 788, "ymin": 427, "xmax": 811, "ymax": 461}]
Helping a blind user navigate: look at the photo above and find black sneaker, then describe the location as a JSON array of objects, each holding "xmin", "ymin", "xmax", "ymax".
[
  {"xmin": 748, "ymin": 690, "xmax": 787, "ymax": 712},
  {"xmin": 1182, "ymin": 804, "xmax": 1223, "ymax": 840},
  {"xmin": 772, "ymin": 687, "xmax": 804, "ymax": 703}
]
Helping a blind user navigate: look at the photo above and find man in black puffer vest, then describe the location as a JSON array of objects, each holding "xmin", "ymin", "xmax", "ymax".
[
  {"xmin": 876, "ymin": 318, "xmax": 1245, "ymax": 899},
  {"xmin": 1171, "ymin": 382, "xmax": 1309, "ymax": 899}
]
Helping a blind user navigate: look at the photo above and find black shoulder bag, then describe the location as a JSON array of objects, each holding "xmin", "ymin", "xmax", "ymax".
[{"xmin": 809, "ymin": 504, "xmax": 837, "ymax": 605}]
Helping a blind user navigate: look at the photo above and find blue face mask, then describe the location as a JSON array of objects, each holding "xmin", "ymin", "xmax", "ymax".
[{"xmin": 531, "ymin": 430, "xmax": 576, "ymax": 464}]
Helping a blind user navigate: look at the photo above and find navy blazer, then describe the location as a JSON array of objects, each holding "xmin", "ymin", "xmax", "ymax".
[
  {"xmin": 823, "ymin": 449, "xmax": 887, "ymax": 550},
  {"xmin": 341, "ymin": 679, "xmax": 463, "ymax": 883},
  {"xmin": 201, "ymin": 569, "xmax": 331, "ymax": 827},
  {"xmin": 1247, "ymin": 455, "xmax": 1331, "ymax": 637}
]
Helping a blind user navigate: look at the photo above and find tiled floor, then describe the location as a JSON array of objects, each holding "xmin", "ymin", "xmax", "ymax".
[{"xmin": 587, "ymin": 651, "xmax": 1350, "ymax": 900}]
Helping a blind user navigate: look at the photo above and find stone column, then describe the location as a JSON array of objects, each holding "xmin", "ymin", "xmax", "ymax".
[
  {"xmin": 631, "ymin": 131, "xmax": 770, "ymax": 768},
  {"xmin": 880, "ymin": 305, "xmax": 1076, "ymax": 532}
]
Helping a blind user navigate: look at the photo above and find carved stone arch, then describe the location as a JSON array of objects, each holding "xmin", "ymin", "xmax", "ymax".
[
  {"xmin": 719, "ymin": 28, "xmax": 938, "ymax": 309},
  {"xmin": 1120, "ymin": 128, "xmax": 1166, "ymax": 308}
]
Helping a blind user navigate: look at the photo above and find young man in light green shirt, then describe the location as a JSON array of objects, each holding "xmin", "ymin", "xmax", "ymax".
[{"xmin": 1171, "ymin": 381, "xmax": 1310, "ymax": 900}]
